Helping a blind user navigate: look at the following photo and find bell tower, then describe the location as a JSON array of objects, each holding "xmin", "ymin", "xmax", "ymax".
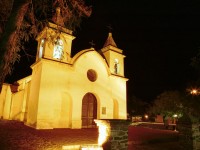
[
  {"xmin": 101, "ymin": 32, "xmax": 126, "ymax": 76},
  {"xmin": 27, "ymin": 7, "xmax": 75, "ymax": 129},
  {"xmin": 35, "ymin": 7, "xmax": 75, "ymax": 63}
]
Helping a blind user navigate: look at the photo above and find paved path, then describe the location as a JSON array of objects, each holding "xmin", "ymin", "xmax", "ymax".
[
  {"xmin": 128, "ymin": 126, "xmax": 181, "ymax": 150},
  {"xmin": 0, "ymin": 120, "xmax": 98, "ymax": 150},
  {"xmin": 0, "ymin": 120, "xmax": 181, "ymax": 150}
]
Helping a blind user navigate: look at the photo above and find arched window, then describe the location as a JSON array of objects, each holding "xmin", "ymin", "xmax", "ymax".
[
  {"xmin": 39, "ymin": 39, "xmax": 45, "ymax": 59},
  {"xmin": 114, "ymin": 58, "xmax": 120, "ymax": 74},
  {"xmin": 53, "ymin": 38, "xmax": 63, "ymax": 59}
]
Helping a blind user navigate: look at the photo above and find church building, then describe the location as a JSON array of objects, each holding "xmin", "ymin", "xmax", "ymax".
[{"xmin": 0, "ymin": 17, "xmax": 128, "ymax": 129}]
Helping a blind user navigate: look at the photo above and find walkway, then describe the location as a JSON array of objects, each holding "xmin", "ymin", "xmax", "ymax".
[{"xmin": 0, "ymin": 120, "xmax": 181, "ymax": 150}]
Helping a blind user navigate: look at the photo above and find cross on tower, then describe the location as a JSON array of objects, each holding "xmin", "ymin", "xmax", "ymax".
[
  {"xmin": 107, "ymin": 24, "xmax": 113, "ymax": 32},
  {"xmin": 89, "ymin": 40, "xmax": 95, "ymax": 48}
]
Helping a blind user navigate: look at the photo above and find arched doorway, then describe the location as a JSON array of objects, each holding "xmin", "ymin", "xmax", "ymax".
[{"xmin": 81, "ymin": 93, "xmax": 97, "ymax": 128}]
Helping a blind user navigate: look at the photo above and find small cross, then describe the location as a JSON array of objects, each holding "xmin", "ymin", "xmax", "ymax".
[
  {"xmin": 89, "ymin": 40, "xmax": 95, "ymax": 48},
  {"xmin": 107, "ymin": 24, "xmax": 113, "ymax": 32}
]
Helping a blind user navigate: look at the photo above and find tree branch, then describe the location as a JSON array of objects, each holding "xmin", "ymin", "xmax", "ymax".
[{"xmin": 0, "ymin": 0, "xmax": 31, "ymax": 89}]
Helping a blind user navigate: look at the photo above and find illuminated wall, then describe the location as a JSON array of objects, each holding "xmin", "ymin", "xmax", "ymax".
[
  {"xmin": 0, "ymin": 76, "xmax": 31, "ymax": 121},
  {"xmin": 0, "ymin": 84, "xmax": 12, "ymax": 119},
  {"xmin": 0, "ymin": 22, "xmax": 128, "ymax": 129},
  {"xmin": 27, "ymin": 62, "xmax": 42, "ymax": 127},
  {"xmin": 26, "ymin": 49, "xmax": 127, "ymax": 129},
  {"xmin": 9, "ymin": 76, "xmax": 31, "ymax": 121}
]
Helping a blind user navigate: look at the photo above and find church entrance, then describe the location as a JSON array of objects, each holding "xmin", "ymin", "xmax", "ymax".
[{"xmin": 81, "ymin": 93, "xmax": 97, "ymax": 128}]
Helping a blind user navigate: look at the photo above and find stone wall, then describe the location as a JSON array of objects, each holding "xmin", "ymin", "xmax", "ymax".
[
  {"xmin": 177, "ymin": 117, "xmax": 200, "ymax": 150},
  {"xmin": 95, "ymin": 119, "xmax": 130, "ymax": 150},
  {"xmin": 180, "ymin": 123, "xmax": 200, "ymax": 150}
]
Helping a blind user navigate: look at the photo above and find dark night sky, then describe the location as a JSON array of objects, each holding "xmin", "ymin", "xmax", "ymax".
[{"xmin": 5, "ymin": 0, "xmax": 200, "ymax": 102}]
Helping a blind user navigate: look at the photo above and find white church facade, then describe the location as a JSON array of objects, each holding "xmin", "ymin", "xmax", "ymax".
[{"xmin": 0, "ymin": 22, "xmax": 128, "ymax": 129}]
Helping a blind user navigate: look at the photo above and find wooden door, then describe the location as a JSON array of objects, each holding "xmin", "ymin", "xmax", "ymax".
[{"xmin": 82, "ymin": 93, "xmax": 97, "ymax": 128}]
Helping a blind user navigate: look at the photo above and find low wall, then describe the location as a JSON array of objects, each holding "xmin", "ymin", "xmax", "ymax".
[
  {"xmin": 135, "ymin": 122, "xmax": 176, "ymax": 130},
  {"xmin": 95, "ymin": 119, "xmax": 131, "ymax": 150},
  {"xmin": 177, "ymin": 122, "xmax": 200, "ymax": 150}
]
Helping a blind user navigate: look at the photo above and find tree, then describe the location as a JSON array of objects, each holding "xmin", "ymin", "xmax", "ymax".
[
  {"xmin": 191, "ymin": 49, "xmax": 200, "ymax": 73},
  {"xmin": 0, "ymin": 0, "xmax": 30, "ymax": 89},
  {"xmin": 182, "ymin": 92, "xmax": 200, "ymax": 122},
  {"xmin": 186, "ymin": 49, "xmax": 200, "ymax": 121},
  {"xmin": 148, "ymin": 91, "xmax": 184, "ymax": 119},
  {"xmin": 0, "ymin": 0, "xmax": 92, "ymax": 89},
  {"xmin": 127, "ymin": 95, "xmax": 149, "ymax": 117}
]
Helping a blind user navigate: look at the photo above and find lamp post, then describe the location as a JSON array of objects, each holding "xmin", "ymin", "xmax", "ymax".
[{"xmin": 173, "ymin": 114, "xmax": 178, "ymax": 131}]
